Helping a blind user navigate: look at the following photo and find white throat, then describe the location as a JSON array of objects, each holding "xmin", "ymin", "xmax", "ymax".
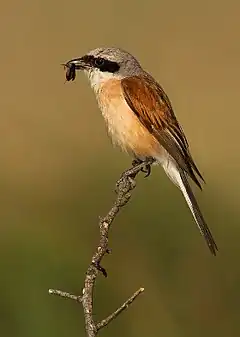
[{"xmin": 85, "ymin": 69, "xmax": 123, "ymax": 93}]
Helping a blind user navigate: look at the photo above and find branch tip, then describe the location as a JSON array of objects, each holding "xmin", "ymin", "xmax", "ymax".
[{"xmin": 48, "ymin": 288, "xmax": 82, "ymax": 302}]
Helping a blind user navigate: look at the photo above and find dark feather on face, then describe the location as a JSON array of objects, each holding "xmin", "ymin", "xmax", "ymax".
[{"xmin": 81, "ymin": 55, "xmax": 120, "ymax": 73}]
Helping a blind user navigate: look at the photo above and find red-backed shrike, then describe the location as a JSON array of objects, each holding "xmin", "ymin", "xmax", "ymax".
[{"xmin": 64, "ymin": 47, "xmax": 217, "ymax": 255}]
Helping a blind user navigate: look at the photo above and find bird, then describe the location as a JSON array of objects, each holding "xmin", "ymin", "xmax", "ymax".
[{"xmin": 63, "ymin": 47, "xmax": 218, "ymax": 255}]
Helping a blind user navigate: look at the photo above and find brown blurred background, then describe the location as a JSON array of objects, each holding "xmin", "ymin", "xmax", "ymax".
[{"xmin": 0, "ymin": 0, "xmax": 239, "ymax": 336}]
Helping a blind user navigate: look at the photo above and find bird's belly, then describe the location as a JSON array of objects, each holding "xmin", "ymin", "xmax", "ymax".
[
  {"xmin": 96, "ymin": 78, "xmax": 162, "ymax": 158},
  {"xmin": 99, "ymin": 98, "xmax": 161, "ymax": 158}
]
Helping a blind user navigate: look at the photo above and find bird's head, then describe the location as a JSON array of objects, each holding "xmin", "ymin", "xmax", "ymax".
[{"xmin": 64, "ymin": 47, "xmax": 144, "ymax": 90}]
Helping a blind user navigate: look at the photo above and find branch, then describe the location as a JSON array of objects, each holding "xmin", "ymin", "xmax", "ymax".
[
  {"xmin": 96, "ymin": 287, "xmax": 144, "ymax": 331},
  {"xmin": 49, "ymin": 159, "xmax": 153, "ymax": 336}
]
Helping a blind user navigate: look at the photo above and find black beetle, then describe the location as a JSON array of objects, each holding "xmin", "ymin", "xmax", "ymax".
[{"xmin": 64, "ymin": 63, "xmax": 76, "ymax": 81}]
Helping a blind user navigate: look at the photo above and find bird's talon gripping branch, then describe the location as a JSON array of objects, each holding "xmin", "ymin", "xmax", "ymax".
[
  {"xmin": 143, "ymin": 164, "xmax": 151, "ymax": 177},
  {"xmin": 132, "ymin": 159, "xmax": 141, "ymax": 167},
  {"xmin": 131, "ymin": 159, "xmax": 152, "ymax": 178}
]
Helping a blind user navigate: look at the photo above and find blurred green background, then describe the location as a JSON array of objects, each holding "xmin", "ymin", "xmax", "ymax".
[{"xmin": 0, "ymin": 0, "xmax": 239, "ymax": 336}]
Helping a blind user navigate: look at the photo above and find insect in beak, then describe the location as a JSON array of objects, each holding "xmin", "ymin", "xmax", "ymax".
[
  {"xmin": 62, "ymin": 63, "xmax": 76, "ymax": 82},
  {"xmin": 62, "ymin": 57, "xmax": 87, "ymax": 82}
]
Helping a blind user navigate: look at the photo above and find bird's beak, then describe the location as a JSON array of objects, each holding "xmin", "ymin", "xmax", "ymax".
[
  {"xmin": 65, "ymin": 57, "xmax": 87, "ymax": 70},
  {"xmin": 63, "ymin": 57, "xmax": 88, "ymax": 82}
]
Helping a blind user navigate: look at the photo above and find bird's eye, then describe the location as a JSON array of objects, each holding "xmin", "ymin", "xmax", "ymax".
[
  {"xmin": 93, "ymin": 57, "xmax": 120, "ymax": 73},
  {"xmin": 94, "ymin": 57, "xmax": 105, "ymax": 67}
]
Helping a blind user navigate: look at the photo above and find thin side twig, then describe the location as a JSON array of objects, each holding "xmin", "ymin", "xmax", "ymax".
[
  {"xmin": 49, "ymin": 159, "xmax": 153, "ymax": 336},
  {"xmin": 48, "ymin": 289, "xmax": 82, "ymax": 302},
  {"xmin": 96, "ymin": 287, "xmax": 145, "ymax": 331}
]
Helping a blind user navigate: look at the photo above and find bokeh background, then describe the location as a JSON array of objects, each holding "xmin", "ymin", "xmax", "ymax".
[{"xmin": 0, "ymin": 1, "xmax": 240, "ymax": 336}]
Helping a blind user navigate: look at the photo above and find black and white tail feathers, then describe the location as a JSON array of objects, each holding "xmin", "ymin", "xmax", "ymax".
[{"xmin": 162, "ymin": 159, "xmax": 218, "ymax": 255}]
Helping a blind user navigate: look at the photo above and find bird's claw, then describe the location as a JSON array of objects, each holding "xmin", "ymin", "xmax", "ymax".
[
  {"xmin": 142, "ymin": 164, "xmax": 151, "ymax": 177},
  {"xmin": 131, "ymin": 159, "xmax": 152, "ymax": 178}
]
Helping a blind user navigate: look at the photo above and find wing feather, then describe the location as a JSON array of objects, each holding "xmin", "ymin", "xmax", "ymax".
[{"xmin": 121, "ymin": 75, "xmax": 204, "ymax": 189}]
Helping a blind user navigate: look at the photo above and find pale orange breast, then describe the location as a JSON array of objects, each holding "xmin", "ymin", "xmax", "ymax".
[{"xmin": 97, "ymin": 79, "xmax": 162, "ymax": 158}]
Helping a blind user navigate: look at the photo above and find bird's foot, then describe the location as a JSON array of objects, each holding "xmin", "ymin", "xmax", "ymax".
[
  {"xmin": 132, "ymin": 158, "xmax": 153, "ymax": 178},
  {"xmin": 115, "ymin": 158, "xmax": 154, "ymax": 194}
]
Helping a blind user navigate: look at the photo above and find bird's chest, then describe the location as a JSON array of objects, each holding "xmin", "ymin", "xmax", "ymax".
[
  {"xmin": 96, "ymin": 80, "xmax": 139, "ymax": 150},
  {"xmin": 95, "ymin": 79, "xmax": 160, "ymax": 157},
  {"xmin": 101, "ymin": 101, "xmax": 136, "ymax": 145}
]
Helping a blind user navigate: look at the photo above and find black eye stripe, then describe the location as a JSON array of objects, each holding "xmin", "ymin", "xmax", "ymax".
[
  {"xmin": 96, "ymin": 58, "xmax": 120, "ymax": 73},
  {"xmin": 82, "ymin": 55, "xmax": 120, "ymax": 73}
]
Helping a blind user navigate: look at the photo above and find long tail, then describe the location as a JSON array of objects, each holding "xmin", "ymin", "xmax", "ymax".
[{"xmin": 162, "ymin": 159, "xmax": 218, "ymax": 255}]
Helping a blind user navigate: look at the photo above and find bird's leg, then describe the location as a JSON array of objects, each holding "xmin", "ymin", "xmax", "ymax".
[
  {"xmin": 115, "ymin": 157, "xmax": 154, "ymax": 194},
  {"xmin": 143, "ymin": 164, "xmax": 151, "ymax": 177},
  {"xmin": 132, "ymin": 158, "xmax": 153, "ymax": 178}
]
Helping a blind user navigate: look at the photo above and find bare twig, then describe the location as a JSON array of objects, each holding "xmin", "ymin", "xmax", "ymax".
[
  {"xmin": 49, "ymin": 159, "xmax": 153, "ymax": 336},
  {"xmin": 96, "ymin": 287, "xmax": 145, "ymax": 331},
  {"xmin": 48, "ymin": 289, "xmax": 82, "ymax": 302}
]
